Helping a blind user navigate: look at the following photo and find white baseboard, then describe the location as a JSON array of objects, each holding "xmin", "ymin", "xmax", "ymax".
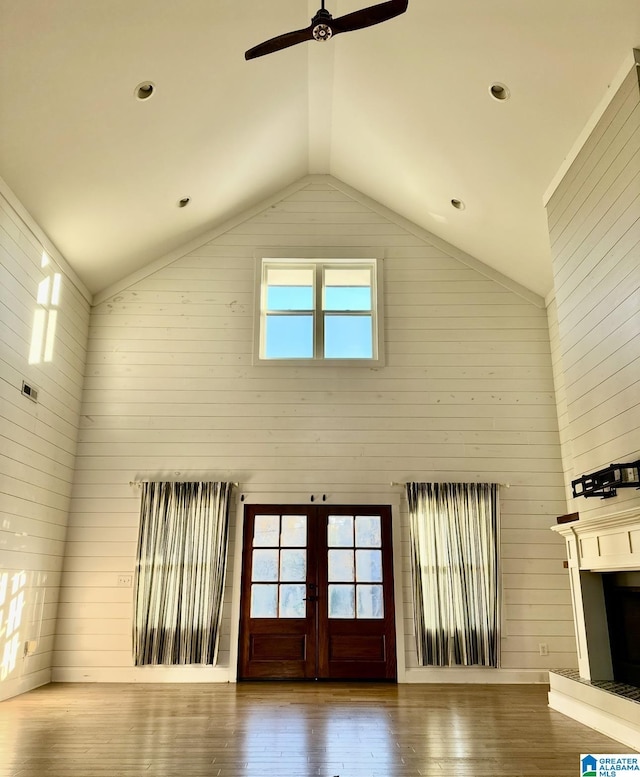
[
  {"xmin": 548, "ymin": 674, "xmax": 640, "ymax": 751},
  {"xmin": 50, "ymin": 667, "xmax": 546, "ymax": 685},
  {"xmin": 0, "ymin": 669, "xmax": 51, "ymax": 701},
  {"xmin": 404, "ymin": 667, "xmax": 549, "ymax": 684},
  {"xmin": 51, "ymin": 666, "xmax": 232, "ymax": 683}
]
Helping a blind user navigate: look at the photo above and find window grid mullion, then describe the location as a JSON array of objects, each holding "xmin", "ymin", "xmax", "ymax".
[{"xmin": 315, "ymin": 263, "xmax": 323, "ymax": 359}]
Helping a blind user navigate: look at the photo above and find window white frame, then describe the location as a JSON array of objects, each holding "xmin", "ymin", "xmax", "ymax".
[{"xmin": 253, "ymin": 250, "xmax": 385, "ymax": 366}]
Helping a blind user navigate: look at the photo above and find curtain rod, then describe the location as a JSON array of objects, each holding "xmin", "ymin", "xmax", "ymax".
[
  {"xmin": 130, "ymin": 480, "xmax": 239, "ymax": 487},
  {"xmin": 390, "ymin": 481, "xmax": 510, "ymax": 488}
]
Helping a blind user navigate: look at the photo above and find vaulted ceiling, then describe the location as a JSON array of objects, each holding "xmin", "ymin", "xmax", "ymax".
[{"xmin": 1, "ymin": 1, "xmax": 639, "ymax": 297}]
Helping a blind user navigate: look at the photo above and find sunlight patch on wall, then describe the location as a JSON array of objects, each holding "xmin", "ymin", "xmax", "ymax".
[
  {"xmin": 0, "ymin": 571, "xmax": 26, "ymax": 681},
  {"xmin": 29, "ymin": 252, "xmax": 62, "ymax": 364}
]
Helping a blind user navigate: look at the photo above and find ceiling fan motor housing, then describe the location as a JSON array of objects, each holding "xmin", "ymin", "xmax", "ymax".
[
  {"xmin": 312, "ymin": 8, "xmax": 333, "ymax": 41},
  {"xmin": 313, "ymin": 23, "xmax": 333, "ymax": 41}
]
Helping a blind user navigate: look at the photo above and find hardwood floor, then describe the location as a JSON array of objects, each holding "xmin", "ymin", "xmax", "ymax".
[{"xmin": 0, "ymin": 682, "xmax": 631, "ymax": 776}]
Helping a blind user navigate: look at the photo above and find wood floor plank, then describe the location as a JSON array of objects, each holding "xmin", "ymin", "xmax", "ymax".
[{"xmin": 0, "ymin": 683, "xmax": 632, "ymax": 777}]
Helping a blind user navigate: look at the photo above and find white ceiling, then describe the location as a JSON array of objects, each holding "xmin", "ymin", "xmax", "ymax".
[{"xmin": 1, "ymin": 0, "xmax": 639, "ymax": 297}]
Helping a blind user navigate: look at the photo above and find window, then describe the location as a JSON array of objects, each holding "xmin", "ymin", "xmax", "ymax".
[
  {"xmin": 249, "ymin": 513, "xmax": 307, "ymax": 619},
  {"xmin": 327, "ymin": 514, "xmax": 384, "ymax": 620},
  {"xmin": 255, "ymin": 257, "xmax": 383, "ymax": 364}
]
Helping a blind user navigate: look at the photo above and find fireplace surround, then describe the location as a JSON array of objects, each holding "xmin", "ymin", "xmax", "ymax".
[{"xmin": 550, "ymin": 507, "xmax": 640, "ymax": 750}]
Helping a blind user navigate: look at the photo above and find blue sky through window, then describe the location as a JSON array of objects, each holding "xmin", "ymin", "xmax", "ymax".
[
  {"xmin": 324, "ymin": 287, "xmax": 371, "ymax": 311},
  {"xmin": 325, "ymin": 316, "xmax": 373, "ymax": 358},
  {"xmin": 265, "ymin": 315, "xmax": 313, "ymax": 358},
  {"xmin": 267, "ymin": 286, "xmax": 313, "ymax": 311}
]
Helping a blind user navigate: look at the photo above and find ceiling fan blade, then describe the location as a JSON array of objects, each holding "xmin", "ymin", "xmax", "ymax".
[
  {"xmin": 331, "ymin": 0, "xmax": 408, "ymax": 35},
  {"xmin": 245, "ymin": 25, "xmax": 314, "ymax": 60}
]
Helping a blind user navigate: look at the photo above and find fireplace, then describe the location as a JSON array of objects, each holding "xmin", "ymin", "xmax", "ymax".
[
  {"xmin": 603, "ymin": 572, "xmax": 640, "ymax": 688},
  {"xmin": 550, "ymin": 507, "xmax": 640, "ymax": 751}
]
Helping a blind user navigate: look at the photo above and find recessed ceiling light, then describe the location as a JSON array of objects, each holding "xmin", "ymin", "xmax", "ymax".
[
  {"xmin": 178, "ymin": 197, "xmax": 191, "ymax": 208},
  {"xmin": 451, "ymin": 198, "xmax": 465, "ymax": 210},
  {"xmin": 489, "ymin": 82, "xmax": 510, "ymax": 101},
  {"xmin": 135, "ymin": 82, "xmax": 155, "ymax": 100}
]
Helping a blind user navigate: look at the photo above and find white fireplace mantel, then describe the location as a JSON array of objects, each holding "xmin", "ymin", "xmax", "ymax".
[{"xmin": 552, "ymin": 506, "xmax": 640, "ymax": 572}]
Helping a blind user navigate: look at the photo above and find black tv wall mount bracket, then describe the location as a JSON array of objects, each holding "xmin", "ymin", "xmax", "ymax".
[{"xmin": 571, "ymin": 460, "xmax": 640, "ymax": 499}]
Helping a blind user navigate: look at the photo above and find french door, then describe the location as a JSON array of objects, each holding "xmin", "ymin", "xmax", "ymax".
[{"xmin": 238, "ymin": 505, "xmax": 396, "ymax": 680}]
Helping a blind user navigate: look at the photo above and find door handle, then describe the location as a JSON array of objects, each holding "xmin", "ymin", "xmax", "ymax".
[{"xmin": 303, "ymin": 596, "xmax": 318, "ymax": 602}]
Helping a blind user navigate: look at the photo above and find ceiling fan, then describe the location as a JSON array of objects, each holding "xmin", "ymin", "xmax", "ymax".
[{"xmin": 245, "ymin": 0, "xmax": 408, "ymax": 60}]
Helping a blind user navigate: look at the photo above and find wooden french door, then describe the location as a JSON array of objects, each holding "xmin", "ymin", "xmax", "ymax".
[{"xmin": 238, "ymin": 505, "xmax": 396, "ymax": 680}]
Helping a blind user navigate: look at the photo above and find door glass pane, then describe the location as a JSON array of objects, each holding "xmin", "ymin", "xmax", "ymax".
[
  {"xmin": 328, "ymin": 584, "xmax": 355, "ymax": 619},
  {"xmin": 281, "ymin": 515, "xmax": 306, "ymax": 546},
  {"xmin": 355, "ymin": 549, "xmax": 383, "ymax": 582},
  {"xmin": 253, "ymin": 515, "xmax": 280, "ymax": 547},
  {"xmin": 328, "ymin": 549, "xmax": 354, "ymax": 582},
  {"xmin": 252, "ymin": 549, "xmax": 279, "ymax": 582},
  {"xmin": 280, "ymin": 549, "xmax": 306, "ymax": 582},
  {"xmin": 279, "ymin": 584, "xmax": 306, "ymax": 618},
  {"xmin": 327, "ymin": 515, "xmax": 354, "ymax": 547},
  {"xmin": 357, "ymin": 585, "xmax": 384, "ymax": 619},
  {"xmin": 250, "ymin": 584, "xmax": 278, "ymax": 618},
  {"xmin": 355, "ymin": 515, "xmax": 381, "ymax": 547}
]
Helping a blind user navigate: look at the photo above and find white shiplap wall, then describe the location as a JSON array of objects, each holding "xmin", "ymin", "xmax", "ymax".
[
  {"xmin": 0, "ymin": 187, "xmax": 90, "ymax": 700},
  {"xmin": 546, "ymin": 58, "xmax": 640, "ymax": 519},
  {"xmin": 546, "ymin": 297, "xmax": 575, "ymax": 514},
  {"xmin": 56, "ymin": 177, "xmax": 574, "ymax": 682}
]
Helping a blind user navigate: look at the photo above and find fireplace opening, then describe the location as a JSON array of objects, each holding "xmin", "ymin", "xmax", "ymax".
[{"xmin": 603, "ymin": 571, "xmax": 640, "ymax": 688}]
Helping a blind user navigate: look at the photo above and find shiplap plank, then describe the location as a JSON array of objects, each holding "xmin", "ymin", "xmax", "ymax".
[
  {"xmin": 75, "ymin": 428, "xmax": 557, "ymax": 447},
  {"xmin": 78, "ymin": 376, "xmax": 556, "ymax": 394},
  {"xmin": 76, "ymin": 401, "xmax": 559, "ymax": 421},
  {"xmin": 84, "ymin": 359, "xmax": 555, "ymax": 378},
  {"xmin": 76, "ymin": 414, "xmax": 562, "ymax": 434}
]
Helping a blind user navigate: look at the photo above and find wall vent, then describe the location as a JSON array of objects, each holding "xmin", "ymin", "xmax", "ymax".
[{"xmin": 21, "ymin": 380, "xmax": 38, "ymax": 403}]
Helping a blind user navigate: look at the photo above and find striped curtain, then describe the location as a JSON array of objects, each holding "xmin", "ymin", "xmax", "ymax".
[
  {"xmin": 407, "ymin": 482, "xmax": 499, "ymax": 667},
  {"xmin": 133, "ymin": 481, "xmax": 232, "ymax": 666}
]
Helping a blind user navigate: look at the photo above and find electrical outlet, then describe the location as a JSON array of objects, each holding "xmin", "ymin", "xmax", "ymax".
[
  {"xmin": 24, "ymin": 640, "xmax": 37, "ymax": 657},
  {"xmin": 538, "ymin": 643, "xmax": 549, "ymax": 656},
  {"xmin": 117, "ymin": 575, "xmax": 133, "ymax": 587}
]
